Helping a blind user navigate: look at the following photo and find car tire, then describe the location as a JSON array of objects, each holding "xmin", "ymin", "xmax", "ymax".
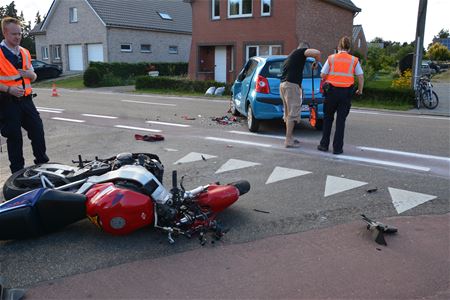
[
  {"xmin": 315, "ymin": 119, "xmax": 323, "ymax": 131},
  {"xmin": 230, "ymin": 96, "xmax": 241, "ymax": 116},
  {"xmin": 247, "ymin": 104, "xmax": 259, "ymax": 132}
]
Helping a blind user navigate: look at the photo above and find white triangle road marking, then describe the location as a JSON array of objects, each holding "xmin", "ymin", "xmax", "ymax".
[
  {"xmin": 215, "ymin": 159, "xmax": 261, "ymax": 174},
  {"xmin": 174, "ymin": 152, "xmax": 217, "ymax": 164},
  {"xmin": 324, "ymin": 175, "xmax": 367, "ymax": 197},
  {"xmin": 265, "ymin": 167, "xmax": 311, "ymax": 184},
  {"xmin": 388, "ymin": 187, "xmax": 437, "ymax": 214}
]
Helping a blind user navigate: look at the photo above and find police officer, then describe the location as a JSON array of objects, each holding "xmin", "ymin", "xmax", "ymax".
[
  {"xmin": 317, "ymin": 36, "xmax": 364, "ymax": 154},
  {"xmin": 0, "ymin": 17, "xmax": 49, "ymax": 173}
]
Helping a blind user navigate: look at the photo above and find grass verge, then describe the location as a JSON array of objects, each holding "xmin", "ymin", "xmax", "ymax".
[
  {"xmin": 431, "ymin": 70, "xmax": 450, "ymax": 83},
  {"xmin": 33, "ymin": 75, "xmax": 84, "ymax": 89}
]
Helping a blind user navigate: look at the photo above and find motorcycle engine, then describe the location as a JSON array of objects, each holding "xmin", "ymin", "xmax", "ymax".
[{"xmin": 112, "ymin": 153, "xmax": 135, "ymax": 169}]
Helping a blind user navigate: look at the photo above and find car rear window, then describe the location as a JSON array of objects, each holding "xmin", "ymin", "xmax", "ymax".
[{"xmin": 261, "ymin": 60, "xmax": 321, "ymax": 79}]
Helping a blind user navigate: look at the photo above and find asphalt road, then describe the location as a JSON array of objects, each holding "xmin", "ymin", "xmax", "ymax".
[{"xmin": 0, "ymin": 88, "xmax": 449, "ymax": 294}]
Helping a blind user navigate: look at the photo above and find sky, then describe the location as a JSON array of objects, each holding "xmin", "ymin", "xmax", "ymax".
[{"xmin": 8, "ymin": 0, "xmax": 450, "ymax": 46}]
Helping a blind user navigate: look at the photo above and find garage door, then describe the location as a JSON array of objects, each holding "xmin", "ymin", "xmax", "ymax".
[
  {"xmin": 88, "ymin": 44, "xmax": 104, "ymax": 62},
  {"xmin": 68, "ymin": 44, "xmax": 83, "ymax": 71}
]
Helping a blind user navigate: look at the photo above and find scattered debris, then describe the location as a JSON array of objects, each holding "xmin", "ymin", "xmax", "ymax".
[
  {"xmin": 134, "ymin": 134, "xmax": 165, "ymax": 142},
  {"xmin": 366, "ymin": 188, "xmax": 378, "ymax": 194},
  {"xmin": 201, "ymin": 155, "xmax": 207, "ymax": 161},
  {"xmin": 211, "ymin": 115, "xmax": 240, "ymax": 125},
  {"xmin": 181, "ymin": 115, "xmax": 196, "ymax": 120},
  {"xmin": 361, "ymin": 214, "xmax": 398, "ymax": 246},
  {"xmin": 253, "ymin": 209, "xmax": 270, "ymax": 214},
  {"xmin": 226, "ymin": 145, "xmax": 233, "ymax": 148}
]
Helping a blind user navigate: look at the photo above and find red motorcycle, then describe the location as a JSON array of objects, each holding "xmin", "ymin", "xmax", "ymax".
[{"xmin": 0, "ymin": 155, "xmax": 250, "ymax": 244}]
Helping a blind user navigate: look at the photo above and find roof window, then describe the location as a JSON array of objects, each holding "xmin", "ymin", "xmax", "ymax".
[{"xmin": 158, "ymin": 12, "xmax": 173, "ymax": 20}]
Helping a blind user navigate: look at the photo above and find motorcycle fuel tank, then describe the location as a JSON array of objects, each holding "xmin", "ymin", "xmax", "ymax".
[
  {"xmin": 196, "ymin": 184, "xmax": 240, "ymax": 213},
  {"xmin": 86, "ymin": 183, "xmax": 154, "ymax": 235}
]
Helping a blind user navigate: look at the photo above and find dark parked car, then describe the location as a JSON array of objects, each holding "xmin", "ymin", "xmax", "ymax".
[{"xmin": 32, "ymin": 59, "xmax": 62, "ymax": 80}]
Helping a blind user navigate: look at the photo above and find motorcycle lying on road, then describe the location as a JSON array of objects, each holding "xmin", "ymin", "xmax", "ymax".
[
  {"xmin": 0, "ymin": 153, "xmax": 250, "ymax": 244},
  {"xmin": 3, "ymin": 152, "xmax": 164, "ymax": 200}
]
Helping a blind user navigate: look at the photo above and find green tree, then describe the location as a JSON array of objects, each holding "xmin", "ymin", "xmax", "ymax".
[
  {"xmin": 435, "ymin": 28, "xmax": 449, "ymax": 39},
  {"xmin": 428, "ymin": 42, "xmax": 450, "ymax": 61},
  {"xmin": 35, "ymin": 11, "xmax": 42, "ymax": 25}
]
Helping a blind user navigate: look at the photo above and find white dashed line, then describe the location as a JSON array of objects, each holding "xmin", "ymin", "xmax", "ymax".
[
  {"xmin": 358, "ymin": 146, "xmax": 450, "ymax": 162},
  {"xmin": 81, "ymin": 114, "xmax": 118, "ymax": 119},
  {"xmin": 228, "ymin": 130, "xmax": 284, "ymax": 140},
  {"xmin": 121, "ymin": 100, "xmax": 176, "ymax": 107},
  {"xmin": 205, "ymin": 137, "xmax": 272, "ymax": 148},
  {"xmin": 146, "ymin": 121, "xmax": 190, "ymax": 127},
  {"xmin": 351, "ymin": 110, "xmax": 449, "ymax": 121},
  {"xmin": 38, "ymin": 109, "xmax": 62, "ymax": 113},
  {"xmin": 336, "ymin": 155, "xmax": 430, "ymax": 172},
  {"xmin": 114, "ymin": 125, "xmax": 162, "ymax": 132},
  {"xmin": 36, "ymin": 106, "xmax": 64, "ymax": 111},
  {"xmin": 52, "ymin": 117, "xmax": 85, "ymax": 123}
]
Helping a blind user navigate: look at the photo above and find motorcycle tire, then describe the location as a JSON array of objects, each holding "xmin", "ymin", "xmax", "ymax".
[{"xmin": 229, "ymin": 180, "xmax": 251, "ymax": 196}]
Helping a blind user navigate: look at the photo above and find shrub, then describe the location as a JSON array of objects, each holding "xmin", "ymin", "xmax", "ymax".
[
  {"xmin": 356, "ymin": 86, "xmax": 414, "ymax": 105},
  {"xmin": 83, "ymin": 67, "xmax": 102, "ymax": 87},
  {"xmin": 391, "ymin": 69, "xmax": 412, "ymax": 88},
  {"xmin": 88, "ymin": 62, "xmax": 188, "ymax": 78},
  {"xmin": 100, "ymin": 73, "xmax": 125, "ymax": 87},
  {"xmin": 135, "ymin": 76, "xmax": 232, "ymax": 95}
]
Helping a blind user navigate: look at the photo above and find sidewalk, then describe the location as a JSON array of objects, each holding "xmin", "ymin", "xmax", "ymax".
[
  {"xmin": 22, "ymin": 213, "xmax": 449, "ymax": 299},
  {"xmin": 407, "ymin": 82, "xmax": 450, "ymax": 117}
]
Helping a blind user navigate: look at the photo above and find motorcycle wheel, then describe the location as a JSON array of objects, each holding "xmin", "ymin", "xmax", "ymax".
[
  {"xmin": 3, "ymin": 165, "xmax": 64, "ymax": 201},
  {"xmin": 229, "ymin": 180, "xmax": 251, "ymax": 196}
]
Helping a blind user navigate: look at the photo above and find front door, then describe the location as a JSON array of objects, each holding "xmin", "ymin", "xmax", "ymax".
[{"xmin": 214, "ymin": 46, "xmax": 226, "ymax": 83}]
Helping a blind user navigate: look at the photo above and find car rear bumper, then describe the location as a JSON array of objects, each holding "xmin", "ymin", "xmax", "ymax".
[{"xmin": 252, "ymin": 97, "xmax": 324, "ymax": 120}]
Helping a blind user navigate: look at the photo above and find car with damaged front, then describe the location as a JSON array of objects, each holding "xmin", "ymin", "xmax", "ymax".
[{"xmin": 231, "ymin": 55, "xmax": 324, "ymax": 132}]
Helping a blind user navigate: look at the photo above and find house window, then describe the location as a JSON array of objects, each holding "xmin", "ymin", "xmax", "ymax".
[
  {"xmin": 42, "ymin": 46, "xmax": 49, "ymax": 60},
  {"xmin": 228, "ymin": 0, "xmax": 252, "ymax": 18},
  {"xmin": 246, "ymin": 44, "xmax": 281, "ymax": 60},
  {"xmin": 261, "ymin": 0, "xmax": 271, "ymax": 16},
  {"xmin": 169, "ymin": 46, "xmax": 178, "ymax": 54},
  {"xmin": 212, "ymin": 0, "xmax": 220, "ymax": 20},
  {"xmin": 358, "ymin": 38, "xmax": 361, "ymax": 48},
  {"xmin": 121, "ymin": 44, "xmax": 132, "ymax": 52},
  {"xmin": 158, "ymin": 12, "xmax": 173, "ymax": 20},
  {"xmin": 54, "ymin": 45, "xmax": 61, "ymax": 59},
  {"xmin": 141, "ymin": 44, "xmax": 152, "ymax": 53},
  {"xmin": 69, "ymin": 7, "xmax": 78, "ymax": 23}
]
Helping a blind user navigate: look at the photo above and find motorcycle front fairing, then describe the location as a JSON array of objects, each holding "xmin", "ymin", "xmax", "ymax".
[{"xmin": 0, "ymin": 188, "xmax": 87, "ymax": 240}]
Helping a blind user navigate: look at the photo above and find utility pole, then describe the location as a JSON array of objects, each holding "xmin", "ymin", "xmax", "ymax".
[{"xmin": 412, "ymin": 0, "xmax": 428, "ymax": 89}]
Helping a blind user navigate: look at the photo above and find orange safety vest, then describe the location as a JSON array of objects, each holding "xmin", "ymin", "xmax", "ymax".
[
  {"xmin": 0, "ymin": 46, "xmax": 33, "ymax": 96},
  {"xmin": 325, "ymin": 52, "xmax": 358, "ymax": 88}
]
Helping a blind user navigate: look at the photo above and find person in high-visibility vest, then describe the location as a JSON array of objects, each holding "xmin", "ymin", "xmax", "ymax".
[
  {"xmin": 0, "ymin": 17, "xmax": 49, "ymax": 173},
  {"xmin": 280, "ymin": 42, "xmax": 321, "ymax": 148},
  {"xmin": 317, "ymin": 36, "xmax": 364, "ymax": 154}
]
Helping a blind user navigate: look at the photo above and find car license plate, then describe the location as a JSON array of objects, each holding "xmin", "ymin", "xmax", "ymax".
[{"xmin": 301, "ymin": 105, "xmax": 309, "ymax": 112}]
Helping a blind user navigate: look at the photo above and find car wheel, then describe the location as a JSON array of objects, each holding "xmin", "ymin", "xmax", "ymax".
[
  {"xmin": 230, "ymin": 96, "xmax": 241, "ymax": 116},
  {"xmin": 247, "ymin": 104, "xmax": 259, "ymax": 132},
  {"xmin": 315, "ymin": 119, "xmax": 323, "ymax": 131}
]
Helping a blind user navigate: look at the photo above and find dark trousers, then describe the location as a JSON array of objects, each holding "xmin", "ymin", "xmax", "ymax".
[
  {"xmin": 0, "ymin": 95, "xmax": 49, "ymax": 173},
  {"xmin": 319, "ymin": 86, "xmax": 353, "ymax": 152}
]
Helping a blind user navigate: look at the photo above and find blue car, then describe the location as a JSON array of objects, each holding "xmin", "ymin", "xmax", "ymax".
[{"xmin": 231, "ymin": 55, "xmax": 324, "ymax": 132}]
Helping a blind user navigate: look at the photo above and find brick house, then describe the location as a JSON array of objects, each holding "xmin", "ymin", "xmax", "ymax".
[
  {"xmin": 31, "ymin": 0, "xmax": 192, "ymax": 72},
  {"xmin": 352, "ymin": 24, "xmax": 367, "ymax": 58},
  {"xmin": 184, "ymin": 0, "xmax": 360, "ymax": 83}
]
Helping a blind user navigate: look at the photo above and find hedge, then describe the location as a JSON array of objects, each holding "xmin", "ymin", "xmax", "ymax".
[
  {"xmin": 88, "ymin": 62, "xmax": 188, "ymax": 78},
  {"xmin": 135, "ymin": 76, "xmax": 232, "ymax": 95},
  {"xmin": 356, "ymin": 86, "xmax": 415, "ymax": 105}
]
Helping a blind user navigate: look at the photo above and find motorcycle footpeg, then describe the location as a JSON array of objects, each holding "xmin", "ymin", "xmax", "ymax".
[{"xmin": 167, "ymin": 232, "xmax": 175, "ymax": 244}]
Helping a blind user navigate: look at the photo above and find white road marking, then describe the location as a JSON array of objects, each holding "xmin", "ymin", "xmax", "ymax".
[
  {"xmin": 114, "ymin": 125, "xmax": 161, "ymax": 132},
  {"xmin": 324, "ymin": 175, "xmax": 368, "ymax": 197},
  {"xmin": 215, "ymin": 159, "xmax": 261, "ymax": 174},
  {"xmin": 388, "ymin": 187, "xmax": 437, "ymax": 214},
  {"xmin": 174, "ymin": 152, "xmax": 217, "ymax": 164},
  {"xmin": 351, "ymin": 110, "xmax": 449, "ymax": 121},
  {"xmin": 36, "ymin": 106, "xmax": 64, "ymax": 111},
  {"xmin": 121, "ymin": 100, "xmax": 176, "ymax": 107},
  {"xmin": 336, "ymin": 155, "xmax": 431, "ymax": 172},
  {"xmin": 164, "ymin": 148, "xmax": 179, "ymax": 152},
  {"xmin": 38, "ymin": 109, "xmax": 62, "ymax": 113},
  {"xmin": 146, "ymin": 121, "xmax": 190, "ymax": 128},
  {"xmin": 265, "ymin": 167, "xmax": 312, "ymax": 184},
  {"xmin": 358, "ymin": 146, "xmax": 450, "ymax": 162},
  {"xmin": 51, "ymin": 117, "xmax": 85, "ymax": 123},
  {"xmin": 205, "ymin": 137, "xmax": 272, "ymax": 148},
  {"xmin": 228, "ymin": 130, "xmax": 285, "ymax": 140},
  {"xmin": 81, "ymin": 114, "xmax": 118, "ymax": 119}
]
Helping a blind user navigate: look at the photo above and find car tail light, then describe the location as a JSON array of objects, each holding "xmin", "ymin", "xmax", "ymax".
[{"xmin": 255, "ymin": 75, "xmax": 270, "ymax": 94}]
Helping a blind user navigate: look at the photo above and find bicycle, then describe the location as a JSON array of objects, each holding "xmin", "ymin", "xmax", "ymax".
[{"xmin": 415, "ymin": 76, "xmax": 439, "ymax": 109}]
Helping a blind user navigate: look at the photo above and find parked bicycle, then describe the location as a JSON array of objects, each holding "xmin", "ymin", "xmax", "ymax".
[{"xmin": 415, "ymin": 76, "xmax": 439, "ymax": 109}]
